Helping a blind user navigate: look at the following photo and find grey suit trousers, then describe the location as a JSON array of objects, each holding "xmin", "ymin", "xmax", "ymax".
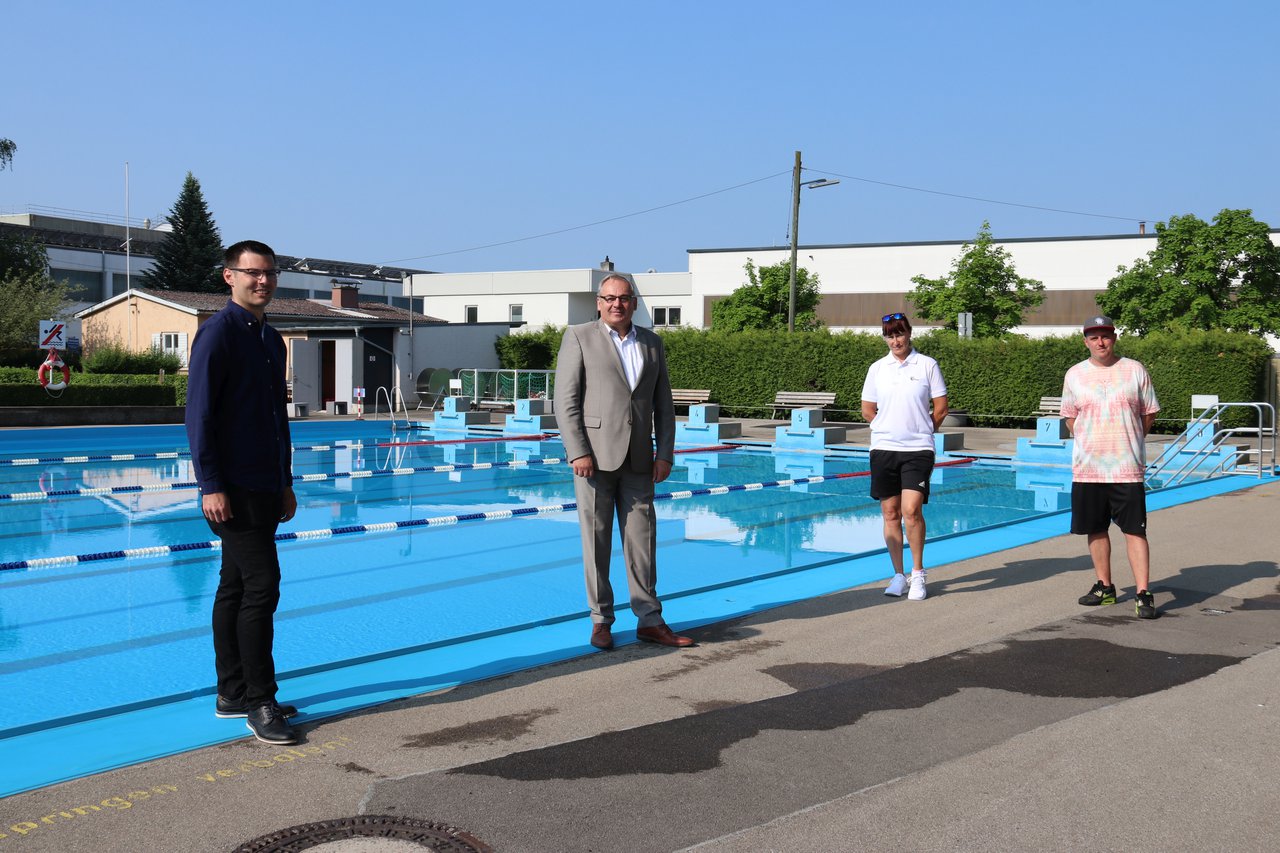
[{"xmin": 573, "ymin": 464, "xmax": 664, "ymax": 628}]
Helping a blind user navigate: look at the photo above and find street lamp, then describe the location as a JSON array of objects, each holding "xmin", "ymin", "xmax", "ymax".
[{"xmin": 787, "ymin": 150, "xmax": 839, "ymax": 332}]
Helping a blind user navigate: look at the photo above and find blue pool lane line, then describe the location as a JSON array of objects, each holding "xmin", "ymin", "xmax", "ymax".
[
  {"xmin": 2, "ymin": 464, "xmax": 972, "ymax": 572},
  {"xmin": 0, "ymin": 468, "xmax": 1272, "ymax": 798}
]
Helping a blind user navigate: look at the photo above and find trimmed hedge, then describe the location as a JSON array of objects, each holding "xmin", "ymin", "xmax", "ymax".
[
  {"xmin": 659, "ymin": 328, "xmax": 1271, "ymax": 431},
  {"xmin": 0, "ymin": 371, "xmax": 187, "ymax": 406},
  {"xmin": 0, "ymin": 383, "xmax": 177, "ymax": 406}
]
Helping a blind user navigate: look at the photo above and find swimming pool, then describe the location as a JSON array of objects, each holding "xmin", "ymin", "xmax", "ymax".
[{"xmin": 0, "ymin": 420, "xmax": 1263, "ymax": 796}]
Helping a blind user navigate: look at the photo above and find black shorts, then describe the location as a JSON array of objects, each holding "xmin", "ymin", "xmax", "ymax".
[
  {"xmin": 1070, "ymin": 482, "xmax": 1148, "ymax": 536},
  {"xmin": 869, "ymin": 449, "xmax": 935, "ymax": 503}
]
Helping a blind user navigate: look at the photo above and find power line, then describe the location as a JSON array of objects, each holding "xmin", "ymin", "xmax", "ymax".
[
  {"xmin": 381, "ymin": 170, "xmax": 792, "ymax": 264},
  {"xmin": 806, "ymin": 166, "xmax": 1156, "ymax": 224}
]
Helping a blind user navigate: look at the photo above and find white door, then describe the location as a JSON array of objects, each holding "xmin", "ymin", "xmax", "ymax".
[{"xmin": 289, "ymin": 339, "xmax": 320, "ymax": 407}]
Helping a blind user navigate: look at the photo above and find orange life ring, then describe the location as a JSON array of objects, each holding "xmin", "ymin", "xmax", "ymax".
[{"xmin": 38, "ymin": 350, "xmax": 70, "ymax": 391}]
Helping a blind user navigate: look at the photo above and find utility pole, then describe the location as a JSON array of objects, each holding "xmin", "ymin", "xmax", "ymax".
[{"xmin": 787, "ymin": 151, "xmax": 802, "ymax": 333}]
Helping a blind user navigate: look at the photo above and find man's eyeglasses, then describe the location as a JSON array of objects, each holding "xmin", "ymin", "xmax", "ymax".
[
  {"xmin": 227, "ymin": 268, "xmax": 282, "ymax": 280},
  {"xmin": 881, "ymin": 312, "xmax": 906, "ymax": 323},
  {"xmin": 597, "ymin": 294, "xmax": 635, "ymax": 305}
]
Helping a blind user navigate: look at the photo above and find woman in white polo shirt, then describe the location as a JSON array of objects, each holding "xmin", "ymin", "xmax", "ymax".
[{"xmin": 860, "ymin": 313, "xmax": 949, "ymax": 600}]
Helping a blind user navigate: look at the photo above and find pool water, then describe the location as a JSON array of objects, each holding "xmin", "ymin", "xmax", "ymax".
[{"xmin": 0, "ymin": 421, "xmax": 1054, "ymax": 739}]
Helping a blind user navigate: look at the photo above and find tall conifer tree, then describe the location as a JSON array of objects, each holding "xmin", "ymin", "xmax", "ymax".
[{"xmin": 140, "ymin": 172, "xmax": 224, "ymax": 292}]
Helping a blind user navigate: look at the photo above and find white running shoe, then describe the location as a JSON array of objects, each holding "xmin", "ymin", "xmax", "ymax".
[
  {"xmin": 908, "ymin": 572, "xmax": 927, "ymax": 600},
  {"xmin": 884, "ymin": 573, "xmax": 909, "ymax": 597}
]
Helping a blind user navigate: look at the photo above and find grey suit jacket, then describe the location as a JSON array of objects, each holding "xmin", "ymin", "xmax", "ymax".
[{"xmin": 555, "ymin": 320, "xmax": 675, "ymax": 473}]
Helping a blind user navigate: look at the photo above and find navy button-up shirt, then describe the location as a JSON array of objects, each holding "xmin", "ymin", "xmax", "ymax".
[{"xmin": 185, "ymin": 301, "xmax": 292, "ymax": 495}]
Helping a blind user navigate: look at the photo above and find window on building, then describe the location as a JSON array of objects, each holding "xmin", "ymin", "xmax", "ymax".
[
  {"xmin": 151, "ymin": 331, "xmax": 189, "ymax": 368},
  {"xmin": 465, "ymin": 305, "xmax": 478, "ymax": 324},
  {"xmin": 51, "ymin": 269, "xmax": 104, "ymax": 302},
  {"xmin": 509, "ymin": 304, "xmax": 524, "ymax": 324},
  {"xmin": 652, "ymin": 307, "xmax": 681, "ymax": 327},
  {"xmin": 110, "ymin": 272, "xmax": 145, "ymax": 295},
  {"xmin": 275, "ymin": 287, "xmax": 309, "ymax": 299}
]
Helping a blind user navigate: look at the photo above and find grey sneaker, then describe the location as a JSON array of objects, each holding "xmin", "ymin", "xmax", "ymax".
[
  {"xmin": 884, "ymin": 573, "xmax": 909, "ymax": 597},
  {"xmin": 246, "ymin": 703, "xmax": 299, "ymax": 745}
]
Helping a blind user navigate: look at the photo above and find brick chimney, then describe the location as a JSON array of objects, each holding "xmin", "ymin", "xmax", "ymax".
[{"xmin": 331, "ymin": 282, "xmax": 360, "ymax": 308}]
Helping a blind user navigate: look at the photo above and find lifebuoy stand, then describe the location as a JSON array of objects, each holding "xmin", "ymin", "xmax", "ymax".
[{"xmin": 38, "ymin": 348, "xmax": 70, "ymax": 392}]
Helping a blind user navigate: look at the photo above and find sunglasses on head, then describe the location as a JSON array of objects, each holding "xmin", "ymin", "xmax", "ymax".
[{"xmin": 881, "ymin": 313, "xmax": 905, "ymax": 323}]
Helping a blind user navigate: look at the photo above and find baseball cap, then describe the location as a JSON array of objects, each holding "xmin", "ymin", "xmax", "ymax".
[{"xmin": 1083, "ymin": 315, "xmax": 1115, "ymax": 333}]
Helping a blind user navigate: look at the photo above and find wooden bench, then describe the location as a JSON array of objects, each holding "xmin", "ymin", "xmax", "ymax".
[
  {"xmin": 671, "ymin": 389, "xmax": 712, "ymax": 412},
  {"xmin": 772, "ymin": 391, "xmax": 837, "ymax": 419},
  {"xmin": 1032, "ymin": 396, "xmax": 1063, "ymax": 417}
]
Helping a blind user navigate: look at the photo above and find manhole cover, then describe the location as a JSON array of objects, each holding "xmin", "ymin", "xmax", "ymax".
[{"xmin": 234, "ymin": 815, "xmax": 493, "ymax": 852}]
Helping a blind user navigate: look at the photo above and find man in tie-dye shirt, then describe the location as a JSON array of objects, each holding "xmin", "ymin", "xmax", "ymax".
[{"xmin": 1060, "ymin": 315, "xmax": 1161, "ymax": 619}]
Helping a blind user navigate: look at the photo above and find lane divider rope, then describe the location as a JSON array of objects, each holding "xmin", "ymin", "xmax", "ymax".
[{"xmin": 0, "ymin": 458, "xmax": 976, "ymax": 573}]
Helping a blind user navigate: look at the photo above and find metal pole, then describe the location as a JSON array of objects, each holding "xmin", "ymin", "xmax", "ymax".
[
  {"xmin": 788, "ymin": 150, "xmax": 801, "ymax": 333},
  {"xmin": 403, "ymin": 271, "xmax": 412, "ymax": 413},
  {"xmin": 125, "ymin": 162, "xmax": 132, "ymax": 350}
]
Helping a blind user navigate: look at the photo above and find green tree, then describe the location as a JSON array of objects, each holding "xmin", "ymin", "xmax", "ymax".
[
  {"xmin": 710, "ymin": 259, "xmax": 821, "ymax": 332},
  {"xmin": 0, "ymin": 276, "xmax": 70, "ymax": 350},
  {"xmin": 0, "ymin": 136, "xmax": 72, "ymax": 360},
  {"xmin": 140, "ymin": 172, "xmax": 225, "ymax": 292},
  {"xmin": 0, "ymin": 231, "xmax": 50, "ymax": 282},
  {"xmin": 907, "ymin": 221, "xmax": 1044, "ymax": 337},
  {"xmin": 1098, "ymin": 209, "xmax": 1280, "ymax": 337}
]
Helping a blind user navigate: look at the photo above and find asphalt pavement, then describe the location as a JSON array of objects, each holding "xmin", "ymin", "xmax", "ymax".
[{"xmin": 1, "ymin": 424, "xmax": 1276, "ymax": 853}]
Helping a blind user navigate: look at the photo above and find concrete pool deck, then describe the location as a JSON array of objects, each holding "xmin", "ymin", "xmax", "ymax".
[{"xmin": 0, "ymin": 425, "xmax": 1276, "ymax": 852}]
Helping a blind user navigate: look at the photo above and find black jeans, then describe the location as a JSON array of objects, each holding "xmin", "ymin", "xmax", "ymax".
[{"xmin": 208, "ymin": 485, "xmax": 283, "ymax": 706}]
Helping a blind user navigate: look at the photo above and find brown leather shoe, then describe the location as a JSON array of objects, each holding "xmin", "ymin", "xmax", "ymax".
[
  {"xmin": 636, "ymin": 624, "xmax": 696, "ymax": 648},
  {"xmin": 590, "ymin": 623, "xmax": 613, "ymax": 650}
]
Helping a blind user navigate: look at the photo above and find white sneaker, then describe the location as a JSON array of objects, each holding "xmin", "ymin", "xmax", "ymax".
[
  {"xmin": 884, "ymin": 573, "xmax": 909, "ymax": 597},
  {"xmin": 908, "ymin": 572, "xmax": 927, "ymax": 601}
]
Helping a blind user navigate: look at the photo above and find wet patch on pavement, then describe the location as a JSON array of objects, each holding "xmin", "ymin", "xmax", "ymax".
[
  {"xmin": 366, "ymin": 602, "xmax": 1275, "ymax": 852},
  {"xmin": 402, "ymin": 707, "xmax": 558, "ymax": 750}
]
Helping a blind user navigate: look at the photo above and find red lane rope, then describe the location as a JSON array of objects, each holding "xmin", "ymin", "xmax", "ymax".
[{"xmin": 378, "ymin": 433, "xmax": 554, "ymax": 447}]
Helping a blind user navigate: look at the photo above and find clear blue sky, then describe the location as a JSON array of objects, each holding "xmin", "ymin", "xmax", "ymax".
[{"xmin": 3, "ymin": 0, "xmax": 1278, "ymax": 274}]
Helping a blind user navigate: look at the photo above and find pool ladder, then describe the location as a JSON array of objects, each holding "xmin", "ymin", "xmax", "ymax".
[
  {"xmin": 374, "ymin": 385, "xmax": 412, "ymax": 431},
  {"xmin": 1145, "ymin": 402, "xmax": 1276, "ymax": 488}
]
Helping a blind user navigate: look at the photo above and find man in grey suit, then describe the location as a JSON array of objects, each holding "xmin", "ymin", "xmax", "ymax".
[{"xmin": 556, "ymin": 273, "xmax": 695, "ymax": 650}]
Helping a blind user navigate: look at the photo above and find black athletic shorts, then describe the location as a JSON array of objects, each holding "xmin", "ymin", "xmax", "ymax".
[
  {"xmin": 1070, "ymin": 482, "xmax": 1148, "ymax": 536},
  {"xmin": 869, "ymin": 449, "xmax": 935, "ymax": 503}
]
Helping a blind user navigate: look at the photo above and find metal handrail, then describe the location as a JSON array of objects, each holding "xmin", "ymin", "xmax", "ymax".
[
  {"xmin": 374, "ymin": 385, "xmax": 411, "ymax": 429},
  {"xmin": 1145, "ymin": 402, "xmax": 1276, "ymax": 488}
]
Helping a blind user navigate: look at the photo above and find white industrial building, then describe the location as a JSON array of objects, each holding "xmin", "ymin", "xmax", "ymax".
[{"xmin": 409, "ymin": 230, "xmax": 1280, "ymax": 338}]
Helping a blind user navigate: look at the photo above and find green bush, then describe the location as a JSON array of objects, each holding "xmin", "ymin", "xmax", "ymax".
[
  {"xmin": 83, "ymin": 344, "xmax": 181, "ymax": 375},
  {"xmin": 496, "ymin": 326, "xmax": 565, "ymax": 369},
  {"xmin": 0, "ymin": 371, "xmax": 187, "ymax": 406},
  {"xmin": 0, "ymin": 383, "xmax": 177, "ymax": 406},
  {"xmin": 0, "ymin": 347, "xmax": 83, "ymax": 370},
  {"xmin": 658, "ymin": 327, "xmax": 1272, "ymax": 431},
  {"xmin": 1120, "ymin": 330, "xmax": 1271, "ymax": 428}
]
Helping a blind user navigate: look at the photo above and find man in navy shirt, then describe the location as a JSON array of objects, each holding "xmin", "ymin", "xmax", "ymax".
[{"xmin": 186, "ymin": 239, "xmax": 300, "ymax": 744}]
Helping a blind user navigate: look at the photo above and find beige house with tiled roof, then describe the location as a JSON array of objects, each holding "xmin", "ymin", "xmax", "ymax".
[{"xmin": 74, "ymin": 285, "xmax": 488, "ymax": 412}]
